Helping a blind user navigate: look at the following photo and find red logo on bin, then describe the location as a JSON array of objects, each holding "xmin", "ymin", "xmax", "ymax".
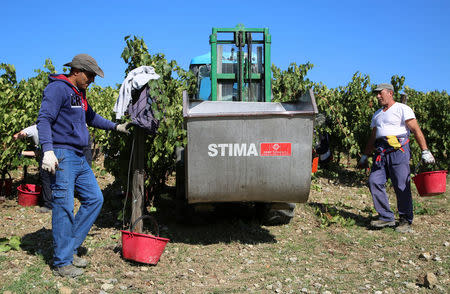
[{"xmin": 260, "ymin": 143, "xmax": 292, "ymax": 156}]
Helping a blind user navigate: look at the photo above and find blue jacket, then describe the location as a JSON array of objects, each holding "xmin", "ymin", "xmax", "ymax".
[{"xmin": 37, "ymin": 74, "xmax": 117, "ymax": 153}]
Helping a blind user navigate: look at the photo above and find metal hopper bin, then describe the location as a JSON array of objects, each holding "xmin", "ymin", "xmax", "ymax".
[
  {"xmin": 181, "ymin": 89, "xmax": 318, "ymax": 204},
  {"xmin": 176, "ymin": 25, "xmax": 318, "ymax": 225}
]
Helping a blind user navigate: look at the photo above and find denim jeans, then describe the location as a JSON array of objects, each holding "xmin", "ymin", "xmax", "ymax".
[{"xmin": 51, "ymin": 148, "xmax": 103, "ymax": 267}]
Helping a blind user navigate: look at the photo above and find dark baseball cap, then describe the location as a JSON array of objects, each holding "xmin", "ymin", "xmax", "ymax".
[
  {"xmin": 374, "ymin": 83, "xmax": 394, "ymax": 92},
  {"xmin": 64, "ymin": 54, "xmax": 104, "ymax": 78}
]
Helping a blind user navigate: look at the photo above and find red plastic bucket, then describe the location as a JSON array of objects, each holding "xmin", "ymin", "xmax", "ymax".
[
  {"xmin": 17, "ymin": 184, "xmax": 41, "ymax": 206},
  {"xmin": 413, "ymin": 170, "xmax": 447, "ymax": 197},
  {"xmin": 121, "ymin": 215, "xmax": 169, "ymax": 265}
]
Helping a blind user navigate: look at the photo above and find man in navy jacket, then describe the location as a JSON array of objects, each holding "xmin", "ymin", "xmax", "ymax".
[{"xmin": 37, "ymin": 54, "xmax": 130, "ymax": 277}]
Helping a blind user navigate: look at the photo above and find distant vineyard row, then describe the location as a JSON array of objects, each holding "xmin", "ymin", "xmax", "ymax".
[{"xmin": 1, "ymin": 36, "xmax": 448, "ymax": 189}]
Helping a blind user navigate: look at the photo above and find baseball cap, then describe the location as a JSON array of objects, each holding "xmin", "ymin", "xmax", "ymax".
[
  {"xmin": 64, "ymin": 54, "xmax": 104, "ymax": 78},
  {"xmin": 374, "ymin": 83, "xmax": 394, "ymax": 92}
]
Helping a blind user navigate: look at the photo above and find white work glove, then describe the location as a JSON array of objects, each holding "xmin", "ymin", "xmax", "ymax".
[
  {"xmin": 357, "ymin": 155, "xmax": 368, "ymax": 168},
  {"xmin": 421, "ymin": 150, "xmax": 435, "ymax": 164},
  {"xmin": 116, "ymin": 122, "xmax": 131, "ymax": 135},
  {"xmin": 42, "ymin": 151, "xmax": 59, "ymax": 174}
]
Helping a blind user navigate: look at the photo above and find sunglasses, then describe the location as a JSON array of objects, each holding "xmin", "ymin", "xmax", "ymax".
[{"xmin": 83, "ymin": 70, "xmax": 96, "ymax": 79}]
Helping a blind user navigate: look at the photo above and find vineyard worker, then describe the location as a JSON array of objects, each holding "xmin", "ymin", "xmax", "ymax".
[
  {"xmin": 13, "ymin": 125, "xmax": 52, "ymax": 213},
  {"xmin": 36, "ymin": 54, "xmax": 131, "ymax": 277},
  {"xmin": 358, "ymin": 83, "xmax": 435, "ymax": 233}
]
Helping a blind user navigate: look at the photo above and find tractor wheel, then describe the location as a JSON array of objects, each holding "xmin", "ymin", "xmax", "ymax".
[{"xmin": 257, "ymin": 202, "xmax": 296, "ymax": 226}]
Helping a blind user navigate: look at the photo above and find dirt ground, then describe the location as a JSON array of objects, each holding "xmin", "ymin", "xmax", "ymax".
[{"xmin": 0, "ymin": 160, "xmax": 448, "ymax": 294}]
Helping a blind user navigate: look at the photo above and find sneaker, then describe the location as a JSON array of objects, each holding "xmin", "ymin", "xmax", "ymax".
[
  {"xmin": 370, "ymin": 219, "xmax": 396, "ymax": 228},
  {"xmin": 73, "ymin": 255, "xmax": 88, "ymax": 268},
  {"xmin": 395, "ymin": 219, "xmax": 413, "ymax": 233},
  {"xmin": 35, "ymin": 206, "xmax": 52, "ymax": 213},
  {"xmin": 53, "ymin": 264, "xmax": 84, "ymax": 277}
]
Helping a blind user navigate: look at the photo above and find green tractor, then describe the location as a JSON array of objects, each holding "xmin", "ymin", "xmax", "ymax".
[{"xmin": 177, "ymin": 25, "xmax": 317, "ymax": 225}]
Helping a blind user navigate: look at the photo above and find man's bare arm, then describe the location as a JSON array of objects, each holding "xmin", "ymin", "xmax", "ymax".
[{"xmin": 405, "ymin": 118, "xmax": 428, "ymax": 151}]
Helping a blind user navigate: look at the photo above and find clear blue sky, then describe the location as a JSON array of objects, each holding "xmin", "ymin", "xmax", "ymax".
[{"xmin": 2, "ymin": 0, "xmax": 449, "ymax": 92}]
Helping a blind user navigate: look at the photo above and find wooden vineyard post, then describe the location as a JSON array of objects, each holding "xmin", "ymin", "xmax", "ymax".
[{"xmin": 131, "ymin": 126, "xmax": 145, "ymax": 233}]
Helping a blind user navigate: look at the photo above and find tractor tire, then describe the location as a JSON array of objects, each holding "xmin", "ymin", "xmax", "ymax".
[{"xmin": 257, "ymin": 202, "xmax": 296, "ymax": 226}]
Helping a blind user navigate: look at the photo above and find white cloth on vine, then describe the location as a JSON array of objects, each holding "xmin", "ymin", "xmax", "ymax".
[
  {"xmin": 114, "ymin": 66, "xmax": 160, "ymax": 119},
  {"xmin": 22, "ymin": 124, "xmax": 39, "ymax": 146},
  {"xmin": 370, "ymin": 102, "xmax": 415, "ymax": 139}
]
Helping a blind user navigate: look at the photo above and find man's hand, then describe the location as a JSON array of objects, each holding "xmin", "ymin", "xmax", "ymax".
[
  {"xmin": 42, "ymin": 151, "xmax": 59, "ymax": 174},
  {"xmin": 421, "ymin": 150, "xmax": 435, "ymax": 164},
  {"xmin": 357, "ymin": 155, "xmax": 368, "ymax": 169},
  {"xmin": 116, "ymin": 122, "xmax": 131, "ymax": 135},
  {"xmin": 13, "ymin": 131, "xmax": 27, "ymax": 140}
]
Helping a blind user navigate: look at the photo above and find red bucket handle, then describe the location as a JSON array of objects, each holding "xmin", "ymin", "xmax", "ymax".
[
  {"xmin": 129, "ymin": 215, "xmax": 159, "ymax": 237},
  {"xmin": 413, "ymin": 160, "xmax": 444, "ymax": 176}
]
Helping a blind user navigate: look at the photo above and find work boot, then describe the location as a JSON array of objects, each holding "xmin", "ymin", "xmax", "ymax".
[
  {"xmin": 73, "ymin": 255, "xmax": 88, "ymax": 268},
  {"xmin": 53, "ymin": 264, "xmax": 84, "ymax": 277},
  {"xmin": 395, "ymin": 219, "xmax": 413, "ymax": 233},
  {"xmin": 35, "ymin": 206, "xmax": 51, "ymax": 213},
  {"xmin": 370, "ymin": 219, "xmax": 395, "ymax": 228}
]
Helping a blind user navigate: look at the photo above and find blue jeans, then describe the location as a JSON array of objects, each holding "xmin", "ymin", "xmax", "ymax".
[
  {"xmin": 51, "ymin": 148, "xmax": 103, "ymax": 267},
  {"xmin": 368, "ymin": 143, "xmax": 413, "ymax": 224}
]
